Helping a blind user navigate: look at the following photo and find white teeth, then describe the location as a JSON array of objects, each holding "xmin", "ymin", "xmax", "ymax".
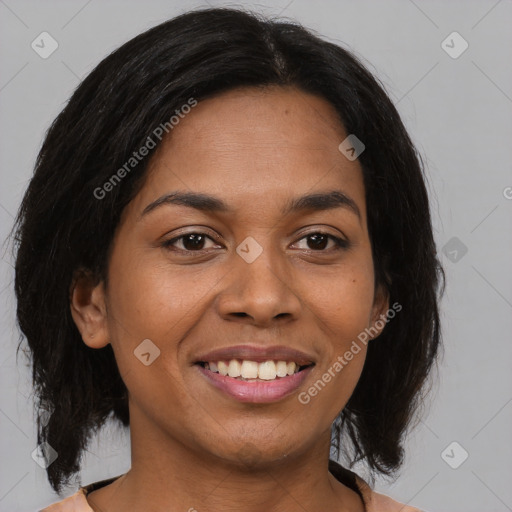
[
  {"xmin": 218, "ymin": 361, "xmax": 229, "ymax": 376},
  {"xmin": 228, "ymin": 359, "xmax": 241, "ymax": 378},
  {"xmin": 276, "ymin": 360, "xmax": 288, "ymax": 377},
  {"xmin": 258, "ymin": 361, "xmax": 276, "ymax": 380},
  {"xmin": 286, "ymin": 362, "xmax": 296, "ymax": 376},
  {"xmin": 240, "ymin": 360, "xmax": 259, "ymax": 379},
  {"xmin": 204, "ymin": 359, "xmax": 305, "ymax": 380}
]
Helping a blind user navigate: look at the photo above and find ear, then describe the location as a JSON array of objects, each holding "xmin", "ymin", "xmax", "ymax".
[
  {"xmin": 69, "ymin": 269, "xmax": 110, "ymax": 349},
  {"xmin": 368, "ymin": 281, "xmax": 390, "ymax": 340}
]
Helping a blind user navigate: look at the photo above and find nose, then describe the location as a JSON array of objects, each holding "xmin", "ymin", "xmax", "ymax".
[{"xmin": 215, "ymin": 242, "xmax": 302, "ymax": 327}]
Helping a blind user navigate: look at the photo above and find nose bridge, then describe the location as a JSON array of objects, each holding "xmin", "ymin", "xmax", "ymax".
[{"xmin": 216, "ymin": 234, "xmax": 301, "ymax": 324}]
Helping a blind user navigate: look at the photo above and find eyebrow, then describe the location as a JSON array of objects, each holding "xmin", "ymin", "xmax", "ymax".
[{"xmin": 140, "ymin": 190, "xmax": 361, "ymax": 221}]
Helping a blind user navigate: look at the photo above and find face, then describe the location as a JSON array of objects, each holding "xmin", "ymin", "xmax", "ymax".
[{"xmin": 71, "ymin": 86, "xmax": 388, "ymax": 468}]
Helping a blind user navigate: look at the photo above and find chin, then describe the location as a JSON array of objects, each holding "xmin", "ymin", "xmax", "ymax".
[{"xmin": 205, "ymin": 431, "xmax": 308, "ymax": 470}]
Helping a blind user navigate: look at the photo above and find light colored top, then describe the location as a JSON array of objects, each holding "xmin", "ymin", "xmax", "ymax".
[{"xmin": 40, "ymin": 469, "xmax": 424, "ymax": 512}]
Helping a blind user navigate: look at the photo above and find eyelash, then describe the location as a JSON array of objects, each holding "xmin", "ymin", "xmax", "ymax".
[{"xmin": 161, "ymin": 231, "xmax": 350, "ymax": 254}]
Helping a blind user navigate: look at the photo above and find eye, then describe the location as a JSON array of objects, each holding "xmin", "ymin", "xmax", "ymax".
[
  {"xmin": 162, "ymin": 232, "xmax": 221, "ymax": 252},
  {"xmin": 292, "ymin": 232, "xmax": 349, "ymax": 251},
  {"xmin": 161, "ymin": 230, "xmax": 349, "ymax": 254}
]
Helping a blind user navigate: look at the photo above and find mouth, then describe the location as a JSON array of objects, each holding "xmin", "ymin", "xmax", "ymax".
[
  {"xmin": 195, "ymin": 359, "xmax": 314, "ymax": 381},
  {"xmin": 192, "ymin": 345, "xmax": 316, "ymax": 403}
]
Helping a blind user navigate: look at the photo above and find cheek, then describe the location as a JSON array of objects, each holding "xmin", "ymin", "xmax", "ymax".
[
  {"xmin": 104, "ymin": 257, "xmax": 201, "ymax": 419},
  {"xmin": 104, "ymin": 249, "xmax": 228, "ymax": 387},
  {"xmin": 299, "ymin": 259, "xmax": 374, "ymax": 405},
  {"xmin": 305, "ymin": 263, "xmax": 376, "ymax": 349},
  {"xmin": 107, "ymin": 253, "xmax": 220, "ymax": 339}
]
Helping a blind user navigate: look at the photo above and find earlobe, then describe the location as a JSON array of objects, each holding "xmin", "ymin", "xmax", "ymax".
[{"xmin": 69, "ymin": 269, "xmax": 110, "ymax": 349}]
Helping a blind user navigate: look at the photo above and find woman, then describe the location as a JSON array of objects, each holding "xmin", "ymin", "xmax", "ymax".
[{"xmin": 13, "ymin": 7, "xmax": 444, "ymax": 512}]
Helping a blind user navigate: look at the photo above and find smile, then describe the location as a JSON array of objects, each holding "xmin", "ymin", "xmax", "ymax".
[
  {"xmin": 197, "ymin": 359, "xmax": 313, "ymax": 380},
  {"xmin": 195, "ymin": 360, "xmax": 315, "ymax": 403}
]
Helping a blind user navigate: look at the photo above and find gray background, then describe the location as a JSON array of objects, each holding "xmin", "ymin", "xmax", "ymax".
[{"xmin": 0, "ymin": 1, "xmax": 511, "ymax": 511}]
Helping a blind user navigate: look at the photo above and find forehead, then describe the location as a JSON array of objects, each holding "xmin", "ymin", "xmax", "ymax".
[{"xmin": 136, "ymin": 86, "xmax": 366, "ymax": 220}]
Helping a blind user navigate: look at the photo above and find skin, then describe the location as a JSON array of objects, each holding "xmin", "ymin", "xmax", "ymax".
[{"xmin": 70, "ymin": 85, "xmax": 389, "ymax": 512}]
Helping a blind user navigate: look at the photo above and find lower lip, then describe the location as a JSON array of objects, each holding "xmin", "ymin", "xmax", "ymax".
[{"xmin": 195, "ymin": 364, "xmax": 313, "ymax": 403}]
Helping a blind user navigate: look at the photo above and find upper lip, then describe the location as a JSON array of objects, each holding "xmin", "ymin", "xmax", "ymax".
[{"xmin": 194, "ymin": 344, "xmax": 315, "ymax": 366}]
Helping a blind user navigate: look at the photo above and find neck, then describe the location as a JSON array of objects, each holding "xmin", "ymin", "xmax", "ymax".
[{"xmin": 86, "ymin": 406, "xmax": 364, "ymax": 512}]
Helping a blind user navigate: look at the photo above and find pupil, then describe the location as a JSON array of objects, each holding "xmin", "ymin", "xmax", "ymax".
[
  {"xmin": 308, "ymin": 234, "xmax": 327, "ymax": 250},
  {"xmin": 184, "ymin": 234, "xmax": 204, "ymax": 250}
]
